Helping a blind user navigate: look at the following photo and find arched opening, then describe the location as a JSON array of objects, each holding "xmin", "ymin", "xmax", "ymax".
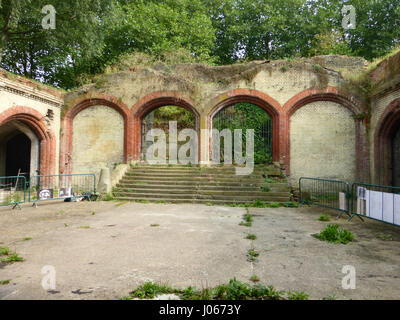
[
  {"xmin": 211, "ymin": 103, "xmax": 273, "ymax": 164},
  {"xmin": 0, "ymin": 120, "xmax": 40, "ymax": 180},
  {"xmin": 393, "ymin": 125, "xmax": 400, "ymax": 186},
  {"xmin": 141, "ymin": 105, "xmax": 198, "ymax": 162},
  {"xmin": 375, "ymin": 100, "xmax": 400, "ymax": 186}
]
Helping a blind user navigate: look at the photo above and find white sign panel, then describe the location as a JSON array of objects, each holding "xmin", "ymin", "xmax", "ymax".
[
  {"xmin": 382, "ymin": 192, "xmax": 394, "ymax": 224},
  {"xmin": 394, "ymin": 194, "xmax": 400, "ymax": 226},
  {"xmin": 369, "ymin": 191, "xmax": 382, "ymax": 220}
]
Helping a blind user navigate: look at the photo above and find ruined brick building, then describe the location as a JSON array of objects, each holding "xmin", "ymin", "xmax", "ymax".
[{"xmin": 1, "ymin": 53, "xmax": 399, "ymax": 195}]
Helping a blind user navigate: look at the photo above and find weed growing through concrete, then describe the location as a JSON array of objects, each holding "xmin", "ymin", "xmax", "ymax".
[
  {"xmin": 246, "ymin": 234, "xmax": 257, "ymax": 240},
  {"xmin": 247, "ymin": 248, "xmax": 260, "ymax": 262},
  {"xmin": 22, "ymin": 237, "xmax": 32, "ymax": 241},
  {"xmin": 318, "ymin": 214, "xmax": 330, "ymax": 222},
  {"xmin": 378, "ymin": 233, "xmax": 393, "ymax": 241},
  {"xmin": 322, "ymin": 294, "xmax": 338, "ymax": 300},
  {"xmin": 122, "ymin": 278, "xmax": 298, "ymax": 300},
  {"xmin": 250, "ymin": 275, "xmax": 260, "ymax": 283},
  {"xmin": 315, "ymin": 224, "xmax": 354, "ymax": 244},
  {"xmin": 78, "ymin": 226, "xmax": 90, "ymax": 229},
  {"xmin": 150, "ymin": 224, "xmax": 160, "ymax": 227},
  {"xmin": 239, "ymin": 210, "xmax": 253, "ymax": 227},
  {"xmin": 0, "ymin": 247, "xmax": 23, "ymax": 264},
  {"xmin": 287, "ymin": 290, "xmax": 310, "ymax": 300},
  {"xmin": 0, "ymin": 280, "xmax": 11, "ymax": 285}
]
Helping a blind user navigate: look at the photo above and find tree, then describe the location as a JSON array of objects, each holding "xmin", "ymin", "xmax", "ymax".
[{"xmin": 0, "ymin": 0, "xmax": 115, "ymax": 85}]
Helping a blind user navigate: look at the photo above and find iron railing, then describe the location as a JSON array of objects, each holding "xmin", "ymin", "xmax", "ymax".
[
  {"xmin": 349, "ymin": 182, "xmax": 400, "ymax": 226},
  {"xmin": 299, "ymin": 177, "xmax": 351, "ymax": 218},
  {"xmin": 0, "ymin": 176, "xmax": 26, "ymax": 209},
  {"xmin": 29, "ymin": 174, "xmax": 96, "ymax": 206}
]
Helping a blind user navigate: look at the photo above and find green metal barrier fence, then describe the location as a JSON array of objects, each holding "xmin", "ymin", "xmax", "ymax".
[
  {"xmin": 29, "ymin": 174, "xmax": 96, "ymax": 206},
  {"xmin": 299, "ymin": 177, "xmax": 351, "ymax": 218},
  {"xmin": 0, "ymin": 176, "xmax": 26, "ymax": 209},
  {"xmin": 349, "ymin": 182, "xmax": 400, "ymax": 226}
]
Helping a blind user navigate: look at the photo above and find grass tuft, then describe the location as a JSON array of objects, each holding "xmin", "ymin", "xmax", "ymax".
[{"xmin": 315, "ymin": 224, "xmax": 354, "ymax": 244}]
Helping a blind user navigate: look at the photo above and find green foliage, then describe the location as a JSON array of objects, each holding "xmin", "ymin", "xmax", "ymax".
[
  {"xmin": 123, "ymin": 278, "xmax": 291, "ymax": 300},
  {"xmin": 283, "ymin": 202, "xmax": 300, "ymax": 208},
  {"xmin": 247, "ymin": 248, "xmax": 260, "ymax": 262},
  {"xmin": 103, "ymin": 193, "xmax": 115, "ymax": 201},
  {"xmin": 0, "ymin": 280, "xmax": 11, "ymax": 285},
  {"xmin": 287, "ymin": 290, "xmax": 309, "ymax": 300},
  {"xmin": 0, "ymin": 247, "xmax": 23, "ymax": 264},
  {"xmin": 214, "ymin": 103, "xmax": 272, "ymax": 164},
  {"xmin": 316, "ymin": 224, "xmax": 354, "ymax": 244},
  {"xmin": 1, "ymin": 0, "xmax": 400, "ymax": 88},
  {"xmin": 239, "ymin": 212, "xmax": 253, "ymax": 227},
  {"xmin": 246, "ymin": 234, "xmax": 257, "ymax": 240},
  {"xmin": 128, "ymin": 282, "xmax": 176, "ymax": 299},
  {"xmin": 0, "ymin": 246, "xmax": 10, "ymax": 256},
  {"xmin": 318, "ymin": 214, "xmax": 330, "ymax": 222}
]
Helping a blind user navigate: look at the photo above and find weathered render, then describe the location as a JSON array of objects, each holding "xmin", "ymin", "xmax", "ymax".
[{"xmin": 1, "ymin": 53, "xmax": 400, "ymax": 188}]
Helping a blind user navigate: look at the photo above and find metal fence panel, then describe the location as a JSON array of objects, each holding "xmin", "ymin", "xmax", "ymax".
[
  {"xmin": 349, "ymin": 182, "xmax": 400, "ymax": 226},
  {"xmin": 0, "ymin": 176, "xmax": 26, "ymax": 209},
  {"xmin": 29, "ymin": 174, "xmax": 96, "ymax": 205},
  {"xmin": 299, "ymin": 177, "xmax": 351, "ymax": 218}
]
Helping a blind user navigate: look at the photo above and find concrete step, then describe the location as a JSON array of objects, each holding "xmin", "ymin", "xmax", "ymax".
[
  {"xmin": 116, "ymin": 183, "xmax": 290, "ymax": 192},
  {"xmin": 114, "ymin": 188, "xmax": 290, "ymax": 197},
  {"xmin": 124, "ymin": 176, "xmax": 267, "ymax": 182},
  {"xmin": 114, "ymin": 192, "xmax": 290, "ymax": 201},
  {"xmin": 129, "ymin": 168, "xmax": 282, "ymax": 176},
  {"xmin": 115, "ymin": 197, "xmax": 289, "ymax": 204}
]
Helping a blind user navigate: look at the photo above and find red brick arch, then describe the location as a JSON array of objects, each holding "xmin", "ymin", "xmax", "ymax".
[
  {"xmin": 283, "ymin": 87, "xmax": 369, "ymax": 181},
  {"xmin": 61, "ymin": 94, "xmax": 131, "ymax": 174},
  {"xmin": 207, "ymin": 89, "xmax": 283, "ymax": 162},
  {"xmin": 131, "ymin": 91, "xmax": 200, "ymax": 161},
  {"xmin": 0, "ymin": 106, "xmax": 56, "ymax": 175},
  {"xmin": 374, "ymin": 98, "xmax": 400, "ymax": 185}
]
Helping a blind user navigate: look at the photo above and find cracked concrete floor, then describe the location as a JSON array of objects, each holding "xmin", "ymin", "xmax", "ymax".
[{"xmin": 0, "ymin": 201, "xmax": 399, "ymax": 300}]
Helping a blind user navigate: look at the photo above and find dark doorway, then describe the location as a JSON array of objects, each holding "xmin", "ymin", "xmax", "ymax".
[
  {"xmin": 5, "ymin": 133, "xmax": 31, "ymax": 178},
  {"xmin": 392, "ymin": 126, "xmax": 400, "ymax": 187}
]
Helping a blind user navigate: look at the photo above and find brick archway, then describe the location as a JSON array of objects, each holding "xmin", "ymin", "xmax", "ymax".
[
  {"xmin": 283, "ymin": 87, "xmax": 369, "ymax": 181},
  {"xmin": 0, "ymin": 106, "xmax": 56, "ymax": 175},
  {"xmin": 207, "ymin": 89, "xmax": 282, "ymax": 163},
  {"xmin": 374, "ymin": 98, "xmax": 400, "ymax": 185},
  {"xmin": 61, "ymin": 95, "xmax": 131, "ymax": 174},
  {"xmin": 131, "ymin": 92, "xmax": 200, "ymax": 161}
]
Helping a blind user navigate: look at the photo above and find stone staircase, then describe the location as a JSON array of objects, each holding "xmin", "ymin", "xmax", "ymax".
[{"xmin": 113, "ymin": 164, "xmax": 292, "ymax": 205}]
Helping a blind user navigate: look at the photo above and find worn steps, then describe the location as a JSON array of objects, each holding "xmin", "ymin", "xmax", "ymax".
[{"xmin": 113, "ymin": 164, "xmax": 292, "ymax": 204}]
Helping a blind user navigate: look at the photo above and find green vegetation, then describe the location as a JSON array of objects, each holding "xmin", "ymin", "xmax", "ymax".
[
  {"xmin": 378, "ymin": 233, "xmax": 393, "ymax": 241},
  {"xmin": 246, "ymin": 234, "xmax": 257, "ymax": 240},
  {"xmin": 318, "ymin": 214, "xmax": 330, "ymax": 222},
  {"xmin": 103, "ymin": 193, "xmax": 115, "ymax": 201},
  {"xmin": 22, "ymin": 237, "xmax": 32, "ymax": 241},
  {"xmin": 239, "ymin": 211, "xmax": 253, "ymax": 227},
  {"xmin": 322, "ymin": 295, "xmax": 338, "ymax": 300},
  {"xmin": 1, "ymin": 0, "xmax": 399, "ymax": 89},
  {"xmin": 287, "ymin": 291, "xmax": 310, "ymax": 300},
  {"xmin": 150, "ymin": 224, "xmax": 160, "ymax": 227},
  {"xmin": 0, "ymin": 280, "xmax": 11, "ymax": 285},
  {"xmin": 78, "ymin": 226, "xmax": 90, "ymax": 229},
  {"xmin": 213, "ymin": 103, "xmax": 273, "ymax": 164},
  {"xmin": 250, "ymin": 275, "xmax": 260, "ymax": 283},
  {"xmin": 315, "ymin": 224, "xmax": 354, "ymax": 244},
  {"xmin": 247, "ymin": 248, "xmax": 260, "ymax": 262},
  {"xmin": 122, "ymin": 278, "xmax": 301, "ymax": 300},
  {"xmin": 0, "ymin": 247, "xmax": 23, "ymax": 264}
]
